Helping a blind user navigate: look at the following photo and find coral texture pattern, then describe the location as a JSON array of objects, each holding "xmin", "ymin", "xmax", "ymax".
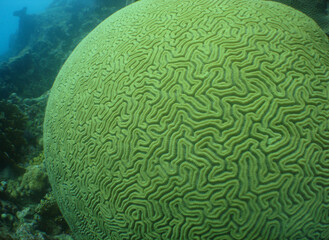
[{"xmin": 44, "ymin": 0, "xmax": 329, "ymax": 239}]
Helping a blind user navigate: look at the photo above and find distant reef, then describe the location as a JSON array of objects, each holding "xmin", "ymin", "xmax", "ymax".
[{"xmin": 0, "ymin": 0, "xmax": 126, "ymax": 99}]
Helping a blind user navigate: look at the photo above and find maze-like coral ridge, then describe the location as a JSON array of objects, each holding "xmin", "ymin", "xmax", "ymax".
[{"xmin": 44, "ymin": 0, "xmax": 329, "ymax": 239}]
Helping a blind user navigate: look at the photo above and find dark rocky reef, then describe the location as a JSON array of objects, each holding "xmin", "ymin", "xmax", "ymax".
[
  {"xmin": 0, "ymin": 99, "xmax": 28, "ymax": 175},
  {"xmin": 274, "ymin": 0, "xmax": 329, "ymax": 35},
  {"xmin": 0, "ymin": 92, "xmax": 48, "ymax": 176}
]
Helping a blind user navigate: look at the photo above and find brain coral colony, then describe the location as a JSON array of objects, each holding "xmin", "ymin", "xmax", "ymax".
[{"xmin": 44, "ymin": 0, "xmax": 329, "ymax": 239}]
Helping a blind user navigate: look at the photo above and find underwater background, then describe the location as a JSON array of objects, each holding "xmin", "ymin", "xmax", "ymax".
[
  {"xmin": 0, "ymin": 0, "xmax": 52, "ymax": 57},
  {"xmin": 0, "ymin": 0, "xmax": 328, "ymax": 239}
]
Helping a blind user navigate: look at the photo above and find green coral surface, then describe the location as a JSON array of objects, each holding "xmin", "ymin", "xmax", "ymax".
[{"xmin": 44, "ymin": 0, "xmax": 329, "ymax": 239}]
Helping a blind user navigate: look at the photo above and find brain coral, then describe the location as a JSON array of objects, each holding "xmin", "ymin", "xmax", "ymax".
[{"xmin": 44, "ymin": 0, "xmax": 329, "ymax": 239}]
